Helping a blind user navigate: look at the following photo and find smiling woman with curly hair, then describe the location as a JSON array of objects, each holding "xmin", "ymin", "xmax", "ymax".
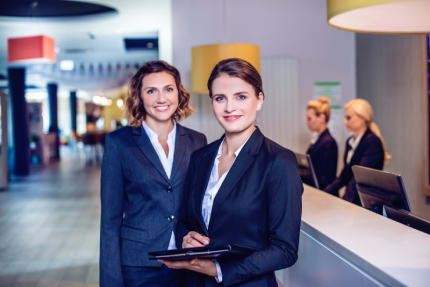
[
  {"xmin": 100, "ymin": 60, "xmax": 207, "ymax": 287},
  {"xmin": 126, "ymin": 61, "xmax": 195, "ymax": 127}
]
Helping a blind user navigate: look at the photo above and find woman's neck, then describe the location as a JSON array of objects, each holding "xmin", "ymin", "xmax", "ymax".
[
  {"xmin": 317, "ymin": 125, "xmax": 328, "ymax": 137},
  {"xmin": 144, "ymin": 117, "xmax": 174, "ymax": 141},
  {"xmin": 353, "ymin": 126, "xmax": 367, "ymax": 139},
  {"xmin": 223, "ymin": 124, "xmax": 256, "ymax": 157}
]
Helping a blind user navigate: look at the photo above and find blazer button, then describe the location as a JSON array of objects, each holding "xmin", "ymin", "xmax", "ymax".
[
  {"xmin": 170, "ymin": 215, "xmax": 175, "ymax": 220},
  {"xmin": 167, "ymin": 186, "xmax": 172, "ymax": 192}
]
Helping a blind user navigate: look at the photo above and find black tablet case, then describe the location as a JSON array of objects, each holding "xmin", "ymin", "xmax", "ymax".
[{"xmin": 148, "ymin": 244, "xmax": 257, "ymax": 261}]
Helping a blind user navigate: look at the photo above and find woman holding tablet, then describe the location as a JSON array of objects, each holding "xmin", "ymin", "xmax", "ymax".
[
  {"xmin": 100, "ymin": 61, "xmax": 207, "ymax": 287},
  {"xmin": 324, "ymin": 99, "xmax": 390, "ymax": 205},
  {"xmin": 305, "ymin": 97, "xmax": 338, "ymax": 190},
  {"xmin": 159, "ymin": 58, "xmax": 303, "ymax": 286}
]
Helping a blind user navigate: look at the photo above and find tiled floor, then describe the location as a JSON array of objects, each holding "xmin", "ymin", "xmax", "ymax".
[{"xmin": 0, "ymin": 149, "xmax": 101, "ymax": 287}]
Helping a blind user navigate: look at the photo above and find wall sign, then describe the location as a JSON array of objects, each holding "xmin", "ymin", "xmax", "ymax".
[{"xmin": 314, "ymin": 82, "xmax": 342, "ymax": 102}]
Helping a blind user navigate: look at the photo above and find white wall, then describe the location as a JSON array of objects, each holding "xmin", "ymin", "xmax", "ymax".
[
  {"xmin": 357, "ymin": 34, "xmax": 430, "ymax": 220},
  {"xmin": 172, "ymin": 0, "xmax": 356, "ymax": 159}
]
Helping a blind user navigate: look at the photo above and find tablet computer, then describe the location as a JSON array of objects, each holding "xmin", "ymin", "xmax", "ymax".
[{"xmin": 148, "ymin": 244, "xmax": 257, "ymax": 261}]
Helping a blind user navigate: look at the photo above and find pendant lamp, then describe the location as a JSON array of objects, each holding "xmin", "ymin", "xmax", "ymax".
[
  {"xmin": 8, "ymin": 35, "xmax": 56, "ymax": 63},
  {"xmin": 191, "ymin": 43, "xmax": 260, "ymax": 94},
  {"xmin": 327, "ymin": 0, "xmax": 430, "ymax": 34}
]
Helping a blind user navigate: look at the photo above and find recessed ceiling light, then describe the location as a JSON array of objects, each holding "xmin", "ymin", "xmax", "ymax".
[{"xmin": 60, "ymin": 60, "xmax": 74, "ymax": 71}]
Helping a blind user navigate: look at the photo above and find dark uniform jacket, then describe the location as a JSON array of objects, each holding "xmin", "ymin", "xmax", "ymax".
[
  {"xmin": 324, "ymin": 128, "xmax": 384, "ymax": 205},
  {"xmin": 306, "ymin": 129, "xmax": 338, "ymax": 190},
  {"xmin": 176, "ymin": 128, "xmax": 303, "ymax": 287},
  {"xmin": 100, "ymin": 124, "xmax": 206, "ymax": 286}
]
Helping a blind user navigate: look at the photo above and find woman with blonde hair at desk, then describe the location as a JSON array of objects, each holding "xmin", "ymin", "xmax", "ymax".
[
  {"xmin": 305, "ymin": 96, "xmax": 338, "ymax": 190},
  {"xmin": 324, "ymin": 98, "xmax": 390, "ymax": 205}
]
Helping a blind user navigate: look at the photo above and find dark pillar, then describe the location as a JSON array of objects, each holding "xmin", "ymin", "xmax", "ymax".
[
  {"xmin": 70, "ymin": 91, "xmax": 77, "ymax": 133},
  {"xmin": 47, "ymin": 83, "xmax": 60, "ymax": 160},
  {"xmin": 8, "ymin": 67, "xmax": 29, "ymax": 175}
]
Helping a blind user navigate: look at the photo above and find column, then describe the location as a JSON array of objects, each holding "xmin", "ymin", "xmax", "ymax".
[
  {"xmin": 47, "ymin": 83, "xmax": 59, "ymax": 160},
  {"xmin": 0, "ymin": 91, "xmax": 8, "ymax": 188},
  {"xmin": 8, "ymin": 67, "xmax": 29, "ymax": 175},
  {"xmin": 70, "ymin": 91, "xmax": 77, "ymax": 133}
]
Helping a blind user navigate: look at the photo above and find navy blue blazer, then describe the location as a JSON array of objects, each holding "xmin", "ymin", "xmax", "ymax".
[
  {"xmin": 324, "ymin": 128, "xmax": 384, "ymax": 205},
  {"xmin": 100, "ymin": 124, "xmax": 206, "ymax": 286},
  {"xmin": 176, "ymin": 128, "xmax": 303, "ymax": 287},
  {"xmin": 306, "ymin": 129, "xmax": 338, "ymax": 190}
]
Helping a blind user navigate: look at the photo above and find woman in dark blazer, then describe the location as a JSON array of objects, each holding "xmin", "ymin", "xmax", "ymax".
[
  {"xmin": 324, "ymin": 99, "xmax": 390, "ymax": 206},
  {"xmin": 100, "ymin": 61, "xmax": 207, "ymax": 287},
  {"xmin": 159, "ymin": 58, "xmax": 303, "ymax": 287},
  {"xmin": 305, "ymin": 96, "xmax": 338, "ymax": 190}
]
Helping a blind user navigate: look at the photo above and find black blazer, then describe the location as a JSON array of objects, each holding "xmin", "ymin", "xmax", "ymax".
[
  {"xmin": 306, "ymin": 129, "xmax": 338, "ymax": 190},
  {"xmin": 324, "ymin": 128, "xmax": 384, "ymax": 205},
  {"xmin": 176, "ymin": 128, "xmax": 303, "ymax": 287},
  {"xmin": 100, "ymin": 124, "xmax": 206, "ymax": 286}
]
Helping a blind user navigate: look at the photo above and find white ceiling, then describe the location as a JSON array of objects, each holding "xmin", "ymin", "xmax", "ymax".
[{"xmin": 0, "ymin": 0, "xmax": 172, "ymax": 94}]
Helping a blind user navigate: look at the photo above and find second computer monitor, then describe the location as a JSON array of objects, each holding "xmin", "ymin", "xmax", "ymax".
[
  {"xmin": 351, "ymin": 166, "xmax": 412, "ymax": 212},
  {"xmin": 295, "ymin": 153, "xmax": 319, "ymax": 190},
  {"xmin": 383, "ymin": 205, "xmax": 430, "ymax": 235}
]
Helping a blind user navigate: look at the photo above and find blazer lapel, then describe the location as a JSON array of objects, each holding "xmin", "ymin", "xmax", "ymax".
[
  {"xmin": 194, "ymin": 139, "xmax": 221, "ymax": 236},
  {"xmin": 170, "ymin": 124, "xmax": 186, "ymax": 181},
  {"xmin": 132, "ymin": 126, "xmax": 170, "ymax": 183},
  {"xmin": 349, "ymin": 128, "xmax": 370, "ymax": 166},
  {"xmin": 208, "ymin": 128, "xmax": 264, "ymax": 230}
]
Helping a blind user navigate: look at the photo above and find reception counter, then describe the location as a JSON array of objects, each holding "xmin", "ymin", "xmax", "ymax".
[{"xmin": 276, "ymin": 184, "xmax": 430, "ymax": 287}]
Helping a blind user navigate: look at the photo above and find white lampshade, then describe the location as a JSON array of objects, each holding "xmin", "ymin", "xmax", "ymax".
[{"xmin": 327, "ymin": 0, "xmax": 430, "ymax": 34}]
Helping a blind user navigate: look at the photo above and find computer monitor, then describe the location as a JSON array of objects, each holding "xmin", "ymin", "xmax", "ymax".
[
  {"xmin": 383, "ymin": 205, "xmax": 430, "ymax": 235},
  {"xmin": 351, "ymin": 166, "xmax": 412, "ymax": 213},
  {"xmin": 295, "ymin": 153, "xmax": 319, "ymax": 189}
]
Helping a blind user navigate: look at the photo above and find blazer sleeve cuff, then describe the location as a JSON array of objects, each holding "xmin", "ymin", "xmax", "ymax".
[{"xmin": 214, "ymin": 260, "xmax": 223, "ymax": 283}]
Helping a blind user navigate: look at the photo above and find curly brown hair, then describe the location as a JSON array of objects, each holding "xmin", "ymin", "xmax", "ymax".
[{"xmin": 126, "ymin": 60, "xmax": 195, "ymax": 128}]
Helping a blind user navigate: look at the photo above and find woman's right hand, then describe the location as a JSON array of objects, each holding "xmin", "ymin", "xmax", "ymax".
[{"xmin": 182, "ymin": 231, "xmax": 210, "ymax": 248}]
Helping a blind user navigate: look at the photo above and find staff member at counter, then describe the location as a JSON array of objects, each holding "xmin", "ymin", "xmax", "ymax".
[
  {"xmin": 305, "ymin": 96, "xmax": 338, "ymax": 190},
  {"xmin": 324, "ymin": 99, "xmax": 390, "ymax": 206}
]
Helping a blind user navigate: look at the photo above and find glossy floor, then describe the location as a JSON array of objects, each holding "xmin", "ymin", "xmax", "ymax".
[{"xmin": 0, "ymin": 149, "xmax": 101, "ymax": 287}]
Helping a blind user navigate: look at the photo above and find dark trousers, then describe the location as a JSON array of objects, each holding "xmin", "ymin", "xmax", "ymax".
[{"xmin": 122, "ymin": 265, "xmax": 184, "ymax": 287}]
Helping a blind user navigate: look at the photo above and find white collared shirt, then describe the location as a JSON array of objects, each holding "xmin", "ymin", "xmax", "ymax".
[
  {"xmin": 346, "ymin": 132, "xmax": 364, "ymax": 164},
  {"xmin": 202, "ymin": 136, "xmax": 250, "ymax": 283},
  {"xmin": 142, "ymin": 120, "xmax": 177, "ymax": 250}
]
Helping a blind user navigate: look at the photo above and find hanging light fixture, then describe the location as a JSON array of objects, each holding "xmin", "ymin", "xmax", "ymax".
[
  {"xmin": 327, "ymin": 0, "xmax": 430, "ymax": 34},
  {"xmin": 191, "ymin": 43, "xmax": 260, "ymax": 94},
  {"xmin": 8, "ymin": 35, "xmax": 56, "ymax": 63},
  {"xmin": 189, "ymin": 0, "xmax": 261, "ymax": 132}
]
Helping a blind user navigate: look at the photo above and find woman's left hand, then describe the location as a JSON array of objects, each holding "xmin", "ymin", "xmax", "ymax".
[{"xmin": 158, "ymin": 258, "xmax": 217, "ymax": 276}]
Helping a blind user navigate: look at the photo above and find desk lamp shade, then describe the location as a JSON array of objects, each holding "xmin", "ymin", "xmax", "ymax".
[
  {"xmin": 327, "ymin": 0, "xmax": 430, "ymax": 34},
  {"xmin": 8, "ymin": 35, "xmax": 56, "ymax": 63},
  {"xmin": 191, "ymin": 44, "xmax": 260, "ymax": 94}
]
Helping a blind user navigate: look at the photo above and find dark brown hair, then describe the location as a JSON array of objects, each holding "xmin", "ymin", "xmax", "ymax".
[
  {"xmin": 207, "ymin": 58, "xmax": 264, "ymax": 99},
  {"xmin": 126, "ymin": 60, "xmax": 195, "ymax": 128}
]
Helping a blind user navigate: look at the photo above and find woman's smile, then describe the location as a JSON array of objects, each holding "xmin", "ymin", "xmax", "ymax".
[
  {"xmin": 154, "ymin": 105, "xmax": 170, "ymax": 112},
  {"xmin": 223, "ymin": 115, "xmax": 242, "ymax": 121}
]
